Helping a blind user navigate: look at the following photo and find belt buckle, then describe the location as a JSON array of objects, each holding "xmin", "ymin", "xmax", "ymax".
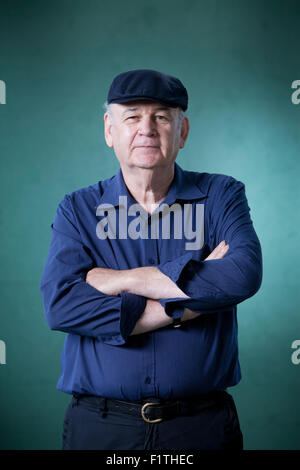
[{"xmin": 141, "ymin": 402, "xmax": 163, "ymax": 424}]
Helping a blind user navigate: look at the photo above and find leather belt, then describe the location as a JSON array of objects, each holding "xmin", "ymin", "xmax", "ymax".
[{"xmin": 72, "ymin": 390, "xmax": 228, "ymax": 424}]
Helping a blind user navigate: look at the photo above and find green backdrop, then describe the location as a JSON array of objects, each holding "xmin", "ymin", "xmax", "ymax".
[{"xmin": 0, "ymin": 0, "xmax": 299, "ymax": 450}]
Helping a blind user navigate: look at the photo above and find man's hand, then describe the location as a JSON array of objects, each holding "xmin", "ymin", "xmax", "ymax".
[
  {"xmin": 204, "ymin": 240, "xmax": 229, "ymax": 261},
  {"xmin": 122, "ymin": 240, "xmax": 230, "ymax": 299},
  {"xmin": 181, "ymin": 240, "xmax": 229, "ymax": 321}
]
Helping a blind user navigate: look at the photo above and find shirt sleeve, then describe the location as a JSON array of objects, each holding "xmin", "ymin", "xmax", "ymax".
[
  {"xmin": 40, "ymin": 194, "xmax": 146, "ymax": 346},
  {"xmin": 157, "ymin": 176, "xmax": 263, "ymax": 317}
]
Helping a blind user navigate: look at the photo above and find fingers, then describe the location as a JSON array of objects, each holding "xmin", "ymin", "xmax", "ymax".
[{"xmin": 204, "ymin": 240, "xmax": 229, "ymax": 261}]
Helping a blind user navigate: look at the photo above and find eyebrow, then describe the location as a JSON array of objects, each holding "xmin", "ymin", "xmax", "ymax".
[{"xmin": 121, "ymin": 106, "xmax": 172, "ymax": 117}]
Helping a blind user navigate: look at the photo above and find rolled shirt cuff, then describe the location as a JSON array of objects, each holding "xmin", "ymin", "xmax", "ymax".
[
  {"xmin": 157, "ymin": 252, "xmax": 193, "ymax": 284},
  {"xmin": 102, "ymin": 292, "xmax": 147, "ymax": 346},
  {"xmin": 157, "ymin": 252, "xmax": 193, "ymax": 320}
]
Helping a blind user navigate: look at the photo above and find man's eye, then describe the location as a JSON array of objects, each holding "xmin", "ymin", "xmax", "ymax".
[
  {"xmin": 156, "ymin": 115, "xmax": 168, "ymax": 120},
  {"xmin": 127, "ymin": 116, "xmax": 138, "ymax": 120}
]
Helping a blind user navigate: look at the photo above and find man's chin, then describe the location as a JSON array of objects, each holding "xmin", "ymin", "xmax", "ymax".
[
  {"xmin": 130, "ymin": 155, "xmax": 164, "ymax": 169},
  {"xmin": 132, "ymin": 162, "xmax": 164, "ymax": 170}
]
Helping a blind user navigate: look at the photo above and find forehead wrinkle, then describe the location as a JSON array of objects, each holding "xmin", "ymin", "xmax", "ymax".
[{"xmin": 120, "ymin": 105, "xmax": 174, "ymax": 118}]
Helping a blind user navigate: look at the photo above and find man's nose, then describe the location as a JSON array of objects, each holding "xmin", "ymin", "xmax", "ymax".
[{"xmin": 137, "ymin": 117, "xmax": 157, "ymax": 136}]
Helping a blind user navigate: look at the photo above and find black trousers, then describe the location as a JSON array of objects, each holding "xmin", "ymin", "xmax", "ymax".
[{"xmin": 62, "ymin": 391, "xmax": 243, "ymax": 450}]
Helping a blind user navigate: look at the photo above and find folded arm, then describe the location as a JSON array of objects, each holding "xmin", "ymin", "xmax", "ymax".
[
  {"xmin": 40, "ymin": 195, "xmax": 146, "ymax": 346},
  {"xmin": 86, "ymin": 176, "xmax": 262, "ymax": 321},
  {"xmin": 155, "ymin": 176, "xmax": 263, "ymax": 316},
  {"xmin": 86, "ymin": 241, "xmax": 229, "ymax": 335},
  {"xmin": 42, "ymin": 176, "xmax": 262, "ymax": 343}
]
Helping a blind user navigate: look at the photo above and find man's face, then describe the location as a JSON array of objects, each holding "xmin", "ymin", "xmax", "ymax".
[{"xmin": 104, "ymin": 100, "xmax": 189, "ymax": 171}]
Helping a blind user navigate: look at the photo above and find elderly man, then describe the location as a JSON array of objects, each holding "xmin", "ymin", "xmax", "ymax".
[{"xmin": 40, "ymin": 69, "xmax": 262, "ymax": 450}]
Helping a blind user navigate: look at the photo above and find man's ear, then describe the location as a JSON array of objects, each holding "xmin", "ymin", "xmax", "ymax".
[
  {"xmin": 179, "ymin": 116, "xmax": 189, "ymax": 149},
  {"xmin": 104, "ymin": 113, "xmax": 113, "ymax": 148}
]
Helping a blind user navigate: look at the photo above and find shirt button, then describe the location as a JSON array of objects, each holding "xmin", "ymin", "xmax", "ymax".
[{"xmin": 145, "ymin": 376, "xmax": 151, "ymax": 384}]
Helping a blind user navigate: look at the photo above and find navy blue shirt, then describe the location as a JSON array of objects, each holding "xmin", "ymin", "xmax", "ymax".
[{"xmin": 40, "ymin": 162, "xmax": 262, "ymax": 400}]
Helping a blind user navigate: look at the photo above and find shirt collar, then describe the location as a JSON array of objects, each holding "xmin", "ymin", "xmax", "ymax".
[{"xmin": 99, "ymin": 161, "xmax": 207, "ymax": 208}]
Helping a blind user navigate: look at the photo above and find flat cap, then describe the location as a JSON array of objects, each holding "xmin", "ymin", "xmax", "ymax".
[{"xmin": 107, "ymin": 69, "xmax": 188, "ymax": 111}]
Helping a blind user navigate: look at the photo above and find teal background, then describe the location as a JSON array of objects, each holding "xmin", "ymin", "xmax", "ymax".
[{"xmin": 0, "ymin": 0, "xmax": 300, "ymax": 450}]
